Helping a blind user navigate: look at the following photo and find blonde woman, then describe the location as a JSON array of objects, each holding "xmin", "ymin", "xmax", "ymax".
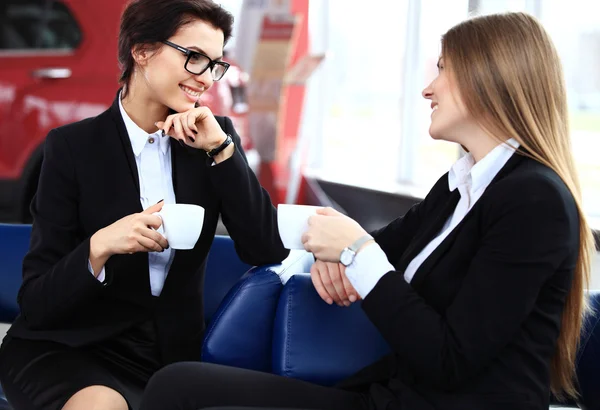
[{"xmin": 138, "ymin": 12, "xmax": 594, "ymax": 410}]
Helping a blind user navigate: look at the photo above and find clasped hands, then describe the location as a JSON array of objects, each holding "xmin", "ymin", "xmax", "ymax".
[{"xmin": 302, "ymin": 207, "xmax": 374, "ymax": 307}]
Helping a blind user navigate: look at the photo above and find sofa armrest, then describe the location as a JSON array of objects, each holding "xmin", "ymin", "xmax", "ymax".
[
  {"xmin": 201, "ymin": 250, "xmax": 315, "ymax": 372},
  {"xmin": 272, "ymin": 273, "xmax": 391, "ymax": 386}
]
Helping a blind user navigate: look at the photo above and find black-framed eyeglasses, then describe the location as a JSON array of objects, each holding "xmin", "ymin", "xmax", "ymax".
[{"xmin": 163, "ymin": 40, "xmax": 230, "ymax": 81}]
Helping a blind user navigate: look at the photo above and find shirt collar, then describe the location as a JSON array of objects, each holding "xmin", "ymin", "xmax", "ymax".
[
  {"xmin": 118, "ymin": 93, "xmax": 169, "ymax": 156},
  {"xmin": 448, "ymin": 138, "xmax": 519, "ymax": 192}
]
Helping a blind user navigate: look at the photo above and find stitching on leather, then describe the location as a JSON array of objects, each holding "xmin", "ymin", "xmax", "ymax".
[{"xmin": 285, "ymin": 282, "xmax": 293, "ymax": 376}]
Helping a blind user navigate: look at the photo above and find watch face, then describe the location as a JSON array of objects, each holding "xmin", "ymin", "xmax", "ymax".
[{"xmin": 340, "ymin": 249, "xmax": 354, "ymax": 266}]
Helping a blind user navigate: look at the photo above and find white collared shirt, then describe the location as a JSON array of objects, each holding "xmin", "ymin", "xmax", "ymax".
[
  {"xmin": 89, "ymin": 96, "xmax": 176, "ymax": 296},
  {"xmin": 345, "ymin": 139, "xmax": 520, "ymax": 298}
]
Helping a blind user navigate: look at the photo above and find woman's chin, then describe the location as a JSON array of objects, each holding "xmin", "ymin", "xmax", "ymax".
[
  {"xmin": 429, "ymin": 127, "xmax": 442, "ymax": 140},
  {"xmin": 167, "ymin": 99, "xmax": 196, "ymax": 113}
]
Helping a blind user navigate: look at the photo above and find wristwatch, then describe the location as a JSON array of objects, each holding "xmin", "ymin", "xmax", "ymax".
[
  {"xmin": 339, "ymin": 234, "xmax": 374, "ymax": 267},
  {"xmin": 206, "ymin": 134, "xmax": 233, "ymax": 158}
]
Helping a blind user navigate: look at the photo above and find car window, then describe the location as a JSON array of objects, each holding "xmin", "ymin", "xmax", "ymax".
[{"xmin": 0, "ymin": 0, "xmax": 82, "ymax": 51}]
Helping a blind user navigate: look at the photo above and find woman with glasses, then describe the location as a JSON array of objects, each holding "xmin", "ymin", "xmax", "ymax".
[
  {"xmin": 0, "ymin": 1, "xmax": 288, "ymax": 409},
  {"xmin": 138, "ymin": 12, "xmax": 593, "ymax": 410}
]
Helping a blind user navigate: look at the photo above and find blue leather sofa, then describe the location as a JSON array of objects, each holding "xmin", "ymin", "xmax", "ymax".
[{"xmin": 204, "ymin": 266, "xmax": 600, "ymax": 410}]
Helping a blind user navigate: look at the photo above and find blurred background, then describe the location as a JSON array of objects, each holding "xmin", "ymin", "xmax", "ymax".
[{"xmin": 0, "ymin": 0, "xmax": 599, "ymax": 285}]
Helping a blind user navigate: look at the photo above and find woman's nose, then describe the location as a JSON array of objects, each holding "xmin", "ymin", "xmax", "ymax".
[
  {"xmin": 422, "ymin": 82, "xmax": 433, "ymax": 99},
  {"xmin": 194, "ymin": 70, "xmax": 213, "ymax": 89}
]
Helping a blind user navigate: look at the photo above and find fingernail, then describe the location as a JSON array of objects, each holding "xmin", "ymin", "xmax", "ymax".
[
  {"xmin": 326, "ymin": 298, "xmax": 333, "ymax": 305},
  {"xmin": 349, "ymin": 295, "xmax": 357, "ymax": 303},
  {"xmin": 161, "ymin": 130, "xmax": 166, "ymax": 137},
  {"xmin": 189, "ymin": 136, "xmax": 195, "ymax": 143},
  {"xmin": 155, "ymin": 199, "xmax": 164, "ymax": 204},
  {"xmin": 344, "ymin": 301, "xmax": 350, "ymax": 307}
]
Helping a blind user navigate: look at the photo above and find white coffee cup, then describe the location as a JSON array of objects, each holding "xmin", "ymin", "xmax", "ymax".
[
  {"xmin": 277, "ymin": 204, "xmax": 323, "ymax": 250},
  {"xmin": 154, "ymin": 204, "xmax": 205, "ymax": 250}
]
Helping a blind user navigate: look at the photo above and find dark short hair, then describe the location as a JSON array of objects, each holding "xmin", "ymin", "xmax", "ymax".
[{"xmin": 118, "ymin": 0, "xmax": 234, "ymax": 90}]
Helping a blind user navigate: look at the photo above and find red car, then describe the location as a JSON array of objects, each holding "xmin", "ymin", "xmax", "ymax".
[{"xmin": 0, "ymin": 0, "xmax": 257, "ymax": 222}]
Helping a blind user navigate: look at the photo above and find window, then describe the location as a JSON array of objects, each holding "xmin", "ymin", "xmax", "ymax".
[
  {"xmin": 0, "ymin": 0, "xmax": 82, "ymax": 51},
  {"xmin": 307, "ymin": 0, "xmax": 600, "ymax": 223},
  {"xmin": 306, "ymin": 0, "xmax": 468, "ymax": 194}
]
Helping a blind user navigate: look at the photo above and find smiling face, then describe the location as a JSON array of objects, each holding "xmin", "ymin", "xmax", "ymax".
[
  {"xmin": 134, "ymin": 19, "xmax": 225, "ymax": 113},
  {"xmin": 422, "ymin": 57, "xmax": 473, "ymax": 144}
]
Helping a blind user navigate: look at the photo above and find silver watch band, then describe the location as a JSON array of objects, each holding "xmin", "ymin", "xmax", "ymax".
[{"xmin": 349, "ymin": 234, "xmax": 374, "ymax": 253}]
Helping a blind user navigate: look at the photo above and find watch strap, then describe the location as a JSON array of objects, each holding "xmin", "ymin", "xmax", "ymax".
[
  {"xmin": 206, "ymin": 134, "xmax": 233, "ymax": 158},
  {"xmin": 349, "ymin": 234, "xmax": 374, "ymax": 253}
]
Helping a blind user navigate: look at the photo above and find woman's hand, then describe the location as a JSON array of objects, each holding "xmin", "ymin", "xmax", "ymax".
[
  {"xmin": 310, "ymin": 259, "xmax": 360, "ymax": 307},
  {"xmin": 156, "ymin": 105, "xmax": 231, "ymax": 155},
  {"xmin": 302, "ymin": 207, "xmax": 372, "ymax": 262},
  {"xmin": 90, "ymin": 201, "xmax": 169, "ymax": 264}
]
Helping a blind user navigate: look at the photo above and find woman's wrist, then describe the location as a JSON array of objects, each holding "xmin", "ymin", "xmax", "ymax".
[
  {"xmin": 90, "ymin": 230, "xmax": 111, "ymax": 262},
  {"xmin": 213, "ymin": 142, "xmax": 235, "ymax": 163}
]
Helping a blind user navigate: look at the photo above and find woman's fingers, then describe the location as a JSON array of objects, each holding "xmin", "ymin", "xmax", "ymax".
[
  {"xmin": 310, "ymin": 263, "xmax": 333, "ymax": 305},
  {"xmin": 340, "ymin": 265, "xmax": 358, "ymax": 303},
  {"xmin": 326, "ymin": 262, "xmax": 350, "ymax": 306},
  {"xmin": 136, "ymin": 234, "xmax": 163, "ymax": 253},
  {"xmin": 179, "ymin": 114, "xmax": 196, "ymax": 142}
]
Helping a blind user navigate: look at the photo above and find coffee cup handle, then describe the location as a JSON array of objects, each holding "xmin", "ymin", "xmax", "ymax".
[{"xmin": 152, "ymin": 212, "xmax": 166, "ymax": 238}]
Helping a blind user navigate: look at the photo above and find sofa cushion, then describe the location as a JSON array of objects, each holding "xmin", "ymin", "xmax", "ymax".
[
  {"xmin": 0, "ymin": 223, "xmax": 31, "ymax": 323},
  {"xmin": 272, "ymin": 273, "xmax": 391, "ymax": 386},
  {"xmin": 204, "ymin": 235, "xmax": 252, "ymax": 322},
  {"xmin": 202, "ymin": 269, "xmax": 283, "ymax": 372}
]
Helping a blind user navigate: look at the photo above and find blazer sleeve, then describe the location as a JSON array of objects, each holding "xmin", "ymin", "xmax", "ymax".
[
  {"xmin": 209, "ymin": 116, "xmax": 289, "ymax": 266},
  {"xmin": 18, "ymin": 129, "xmax": 106, "ymax": 329},
  {"xmin": 361, "ymin": 177, "xmax": 578, "ymax": 391}
]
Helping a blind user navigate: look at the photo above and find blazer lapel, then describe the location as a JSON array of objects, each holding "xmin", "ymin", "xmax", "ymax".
[
  {"xmin": 160, "ymin": 141, "xmax": 214, "ymax": 299},
  {"xmin": 396, "ymin": 189, "xmax": 460, "ymax": 274},
  {"xmin": 407, "ymin": 150, "xmax": 527, "ymax": 290},
  {"xmin": 108, "ymin": 91, "xmax": 141, "ymax": 194}
]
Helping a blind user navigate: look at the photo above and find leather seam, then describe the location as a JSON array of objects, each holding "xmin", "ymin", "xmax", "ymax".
[{"xmin": 285, "ymin": 283, "xmax": 294, "ymax": 376}]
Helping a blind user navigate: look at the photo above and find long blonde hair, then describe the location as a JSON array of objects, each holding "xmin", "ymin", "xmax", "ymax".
[{"xmin": 442, "ymin": 12, "xmax": 594, "ymax": 400}]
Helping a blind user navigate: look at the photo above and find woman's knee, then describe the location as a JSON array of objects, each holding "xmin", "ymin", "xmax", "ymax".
[
  {"xmin": 61, "ymin": 385, "xmax": 128, "ymax": 410},
  {"xmin": 147, "ymin": 362, "xmax": 215, "ymax": 391}
]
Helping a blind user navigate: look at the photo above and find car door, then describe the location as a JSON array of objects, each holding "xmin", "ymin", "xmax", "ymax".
[{"xmin": 0, "ymin": 0, "xmax": 87, "ymax": 177}]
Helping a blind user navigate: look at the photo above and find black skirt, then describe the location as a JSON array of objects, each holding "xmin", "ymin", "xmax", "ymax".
[{"xmin": 0, "ymin": 319, "xmax": 162, "ymax": 410}]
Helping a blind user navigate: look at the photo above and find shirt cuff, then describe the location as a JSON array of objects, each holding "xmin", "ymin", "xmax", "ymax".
[
  {"xmin": 345, "ymin": 242, "xmax": 395, "ymax": 299},
  {"xmin": 88, "ymin": 260, "xmax": 106, "ymax": 283}
]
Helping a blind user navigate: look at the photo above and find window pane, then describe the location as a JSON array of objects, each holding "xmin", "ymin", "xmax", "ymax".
[
  {"xmin": 316, "ymin": 0, "xmax": 408, "ymax": 188},
  {"xmin": 411, "ymin": 0, "xmax": 469, "ymax": 187},
  {"xmin": 0, "ymin": 0, "xmax": 81, "ymax": 51}
]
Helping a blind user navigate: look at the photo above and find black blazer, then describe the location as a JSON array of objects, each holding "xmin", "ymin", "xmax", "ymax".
[
  {"xmin": 6, "ymin": 93, "xmax": 289, "ymax": 364},
  {"xmin": 340, "ymin": 153, "xmax": 580, "ymax": 410}
]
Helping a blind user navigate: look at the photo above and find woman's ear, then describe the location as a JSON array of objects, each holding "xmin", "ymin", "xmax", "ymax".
[{"xmin": 131, "ymin": 45, "xmax": 152, "ymax": 67}]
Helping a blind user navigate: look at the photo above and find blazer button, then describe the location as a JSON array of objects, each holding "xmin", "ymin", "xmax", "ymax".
[{"xmin": 148, "ymin": 137, "xmax": 155, "ymax": 144}]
